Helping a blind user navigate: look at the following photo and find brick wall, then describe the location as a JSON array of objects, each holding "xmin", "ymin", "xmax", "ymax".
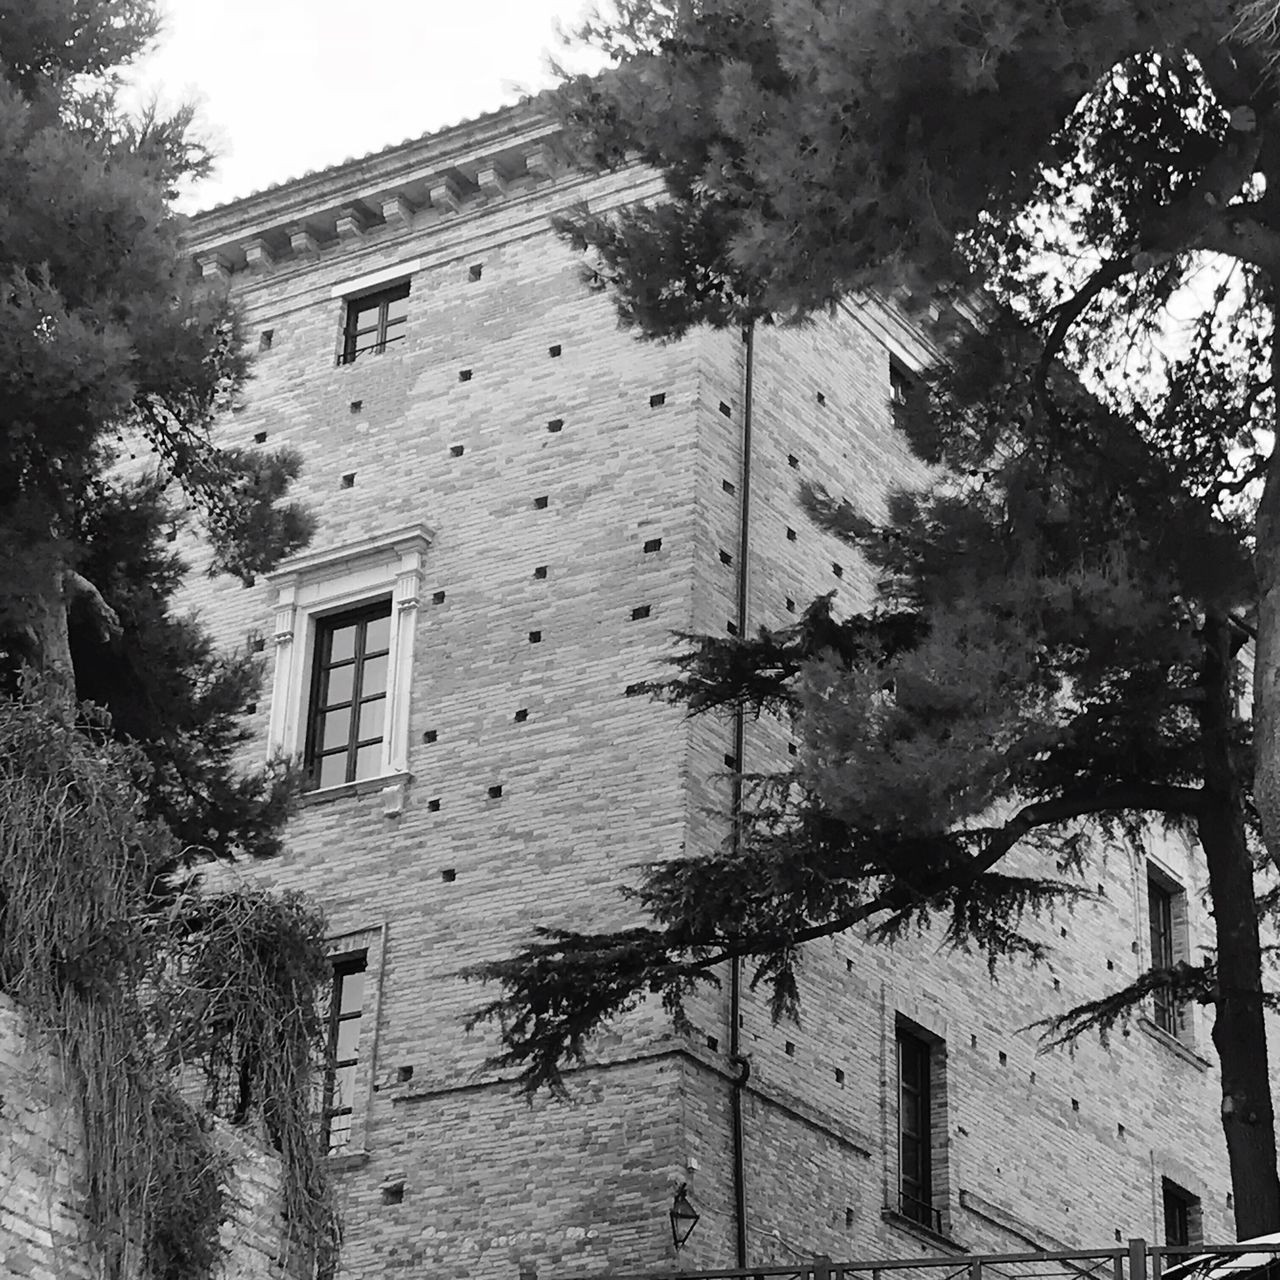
[
  {"xmin": 180, "ymin": 105, "xmax": 1258, "ymax": 1280},
  {"xmin": 0, "ymin": 995, "xmax": 284, "ymax": 1280}
]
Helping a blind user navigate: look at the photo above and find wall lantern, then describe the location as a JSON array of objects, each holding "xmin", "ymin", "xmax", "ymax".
[{"xmin": 670, "ymin": 1183, "xmax": 700, "ymax": 1250}]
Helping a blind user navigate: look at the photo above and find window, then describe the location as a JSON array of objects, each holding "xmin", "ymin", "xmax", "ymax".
[
  {"xmin": 305, "ymin": 602, "xmax": 392, "ymax": 789},
  {"xmin": 889, "ymin": 358, "xmax": 914, "ymax": 432},
  {"xmin": 340, "ymin": 281, "xmax": 409, "ymax": 364},
  {"xmin": 265, "ymin": 524, "xmax": 432, "ymax": 809},
  {"xmin": 1163, "ymin": 1178, "xmax": 1202, "ymax": 1247},
  {"xmin": 1148, "ymin": 867, "xmax": 1190, "ymax": 1040},
  {"xmin": 322, "ymin": 953, "xmax": 367, "ymax": 1152},
  {"xmin": 897, "ymin": 1026, "xmax": 943, "ymax": 1232}
]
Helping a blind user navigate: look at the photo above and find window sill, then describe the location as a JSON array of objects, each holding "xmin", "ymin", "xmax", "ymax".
[
  {"xmin": 881, "ymin": 1207, "xmax": 966, "ymax": 1253},
  {"xmin": 1138, "ymin": 1017, "xmax": 1210, "ymax": 1071},
  {"xmin": 299, "ymin": 770, "xmax": 412, "ymax": 809},
  {"xmin": 326, "ymin": 1149, "xmax": 370, "ymax": 1172}
]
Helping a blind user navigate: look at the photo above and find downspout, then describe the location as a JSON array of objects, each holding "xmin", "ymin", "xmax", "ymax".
[{"xmin": 729, "ymin": 320, "xmax": 757, "ymax": 1269}]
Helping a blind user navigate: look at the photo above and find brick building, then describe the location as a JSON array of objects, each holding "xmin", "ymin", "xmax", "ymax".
[{"xmin": 183, "ymin": 101, "xmax": 1245, "ymax": 1279}]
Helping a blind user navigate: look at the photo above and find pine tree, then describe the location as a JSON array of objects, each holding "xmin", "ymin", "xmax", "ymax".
[
  {"xmin": 498, "ymin": 0, "xmax": 1280, "ymax": 1236},
  {"xmin": 0, "ymin": 0, "xmax": 309, "ymax": 691},
  {"xmin": 0, "ymin": 0, "xmax": 311, "ymax": 864},
  {"xmin": 0, "ymin": 7, "xmax": 334, "ymax": 1271},
  {"xmin": 473, "ymin": 312, "xmax": 1280, "ymax": 1236},
  {"xmin": 548, "ymin": 0, "xmax": 1280, "ymax": 876}
]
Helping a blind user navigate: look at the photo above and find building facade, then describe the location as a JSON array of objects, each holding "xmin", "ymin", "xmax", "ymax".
[{"xmin": 183, "ymin": 101, "xmax": 1243, "ymax": 1279}]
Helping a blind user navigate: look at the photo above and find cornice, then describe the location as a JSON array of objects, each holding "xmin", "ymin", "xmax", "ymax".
[{"xmin": 184, "ymin": 99, "xmax": 573, "ymax": 280}]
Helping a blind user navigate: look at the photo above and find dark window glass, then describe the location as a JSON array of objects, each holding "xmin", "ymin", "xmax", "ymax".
[
  {"xmin": 889, "ymin": 359, "xmax": 914, "ymax": 432},
  {"xmin": 323, "ymin": 955, "xmax": 367, "ymax": 1153},
  {"xmin": 1149, "ymin": 876, "xmax": 1178, "ymax": 1035},
  {"xmin": 306, "ymin": 602, "xmax": 392, "ymax": 789},
  {"xmin": 341, "ymin": 281, "xmax": 411, "ymax": 364},
  {"xmin": 898, "ymin": 1028, "xmax": 935, "ymax": 1229},
  {"xmin": 1163, "ymin": 1179, "xmax": 1201, "ymax": 1247}
]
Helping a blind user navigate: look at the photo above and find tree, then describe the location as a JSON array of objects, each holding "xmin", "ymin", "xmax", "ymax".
[
  {"xmin": 0, "ymin": 0, "xmax": 309, "ymax": 694},
  {"xmin": 474, "ymin": 306, "xmax": 1280, "ymax": 1234},
  {"xmin": 0, "ymin": 5, "xmax": 334, "ymax": 1273},
  {"xmin": 547, "ymin": 0, "xmax": 1280, "ymax": 858},
  {"xmin": 0, "ymin": 1, "xmax": 313, "ymax": 866},
  {"xmin": 480, "ymin": 0, "xmax": 1280, "ymax": 1236}
]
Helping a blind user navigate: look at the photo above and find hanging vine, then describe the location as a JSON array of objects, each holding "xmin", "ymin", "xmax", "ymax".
[{"xmin": 0, "ymin": 684, "xmax": 336, "ymax": 1278}]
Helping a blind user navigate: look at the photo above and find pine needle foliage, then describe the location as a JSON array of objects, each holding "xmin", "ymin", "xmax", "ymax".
[{"xmin": 470, "ymin": 314, "xmax": 1263, "ymax": 1152}]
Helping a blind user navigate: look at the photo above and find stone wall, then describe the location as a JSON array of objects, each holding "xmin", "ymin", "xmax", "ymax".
[{"xmin": 0, "ymin": 995, "xmax": 285, "ymax": 1280}]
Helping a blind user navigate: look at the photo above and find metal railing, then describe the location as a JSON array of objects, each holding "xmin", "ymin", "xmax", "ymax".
[{"xmin": 586, "ymin": 1238, "xmax": 1280, "ymax": 1280}]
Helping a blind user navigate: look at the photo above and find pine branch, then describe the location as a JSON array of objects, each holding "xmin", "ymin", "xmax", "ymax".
[{"xmin": 1031, "ymin": 960, "xmax": 1215, "ymax": 1049}]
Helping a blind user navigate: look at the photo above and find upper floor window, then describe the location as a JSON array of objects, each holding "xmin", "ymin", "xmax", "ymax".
[
  {"xmin": 341, "ymin": 280, "xmax": 409, "ymax": 364},
  {"xmin": 889, "ymin": 358, "xmax": 915, "ymax": 432},
  {"xmin": 323, "ymin": 953, "xmax": 367, "ymax": 1152},
  {"xmin": 1148, "ymin": 867, "xmax": 1190, "ymax": 1041},
  {"xmin": 265, "ymin": 523, "xmax": 432, "ymax": 809},
  {"xmin": 305, "ymin": 602, "xmax": 392, "ymax": 790}
]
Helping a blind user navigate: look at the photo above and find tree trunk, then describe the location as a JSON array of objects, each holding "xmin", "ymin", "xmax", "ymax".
[
  {"xmin": 1254, "ymin": 326, "xmax": 1280, "ymax": 873},
  {"xmin": 1200, "ymin": 612, "xmax": 1280, "ymax": 1238},
  {"xmin": 18, "ymin": 558, "xmax": 78, "ymax": 699}
]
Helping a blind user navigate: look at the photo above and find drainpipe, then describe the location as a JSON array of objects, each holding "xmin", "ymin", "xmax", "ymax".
[{"xmin": 728, "ymin": 320, "xmax": 757, "ymax": 1269}]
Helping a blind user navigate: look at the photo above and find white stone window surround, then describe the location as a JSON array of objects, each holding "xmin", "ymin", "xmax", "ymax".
[{"xmin": 266, "ymin": 523, "xmax": 432, "ymax": 808}]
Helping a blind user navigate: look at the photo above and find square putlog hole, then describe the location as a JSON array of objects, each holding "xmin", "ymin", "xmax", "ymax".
[
  {"xmin": 631, "ymin": 605, "xmax": 651, "ymax": 620},
  {"xmin": 469, "ymin": 263, "xmax": 483, "ymax": 281},
  {"xmin": 649, "ymin": 392, "xmax": 666, "ymax": 408}
]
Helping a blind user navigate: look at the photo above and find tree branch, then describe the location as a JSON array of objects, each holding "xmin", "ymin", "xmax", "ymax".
[
  {"xmin": 653, "ymin": 782, "xmax": 1208, "ymax": 976},
  {"xmin": 64, "ymin": 570, "xmax": 121, "ymax": 643}
]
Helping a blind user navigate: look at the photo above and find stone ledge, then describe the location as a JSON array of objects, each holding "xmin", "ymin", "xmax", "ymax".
[
  {"xmin": 881, "ymin": 1207, "xmax": 968, "ymax": 1253},
  {"xmin": 1138, "ymin": 1016, "xmax": 1211, "ymax": 1071},
  {"xmin": 298, "ymin": 770, "xmax": 413, "ymax": 809}
]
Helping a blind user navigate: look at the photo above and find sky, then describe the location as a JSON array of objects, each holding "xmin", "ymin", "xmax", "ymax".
[{"xmin": 125, "ymin": 0, "xmax": 602, "ymax": 213}]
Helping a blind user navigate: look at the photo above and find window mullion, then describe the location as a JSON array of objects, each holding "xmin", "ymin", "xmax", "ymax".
[{"xmin": 345, "ymin": 619, "xmax": 368, "ymax": 782}]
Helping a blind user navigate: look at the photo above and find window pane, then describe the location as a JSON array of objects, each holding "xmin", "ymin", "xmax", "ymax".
[
  {"xmin": 338, "ymin": 969, "xmax": 365, "ymax": 1015},
  {"xmin": 317, "ymin": 753, "xmax": 348, "ymax": 789},
  {"xmin": 361, "ymin": 654, "xmax": 388, "ymax": 697},
  {"xmin": 901, "ymin": 1093, "xmax": 922, "ymax": 1132},
  {"xmin": 329, "ymin": 624, "xmax": 357, "ymax": 662},
  {"xmin": 349, "ymin": 299, "xmax": 381, "ymax": 328},
  {"xmin": 364, "ymin": 612, "xmax": 391, "ymax": 653},
  {"xmin": 358, "ymin": 698, "xmax": 385, "ymax": 741},
  {"xmin": 323, "ymin": 663, "xmax": 354, "ymax": 706},
  {"xmin": 321, "ymin": 709, "xmax": 352, "ymax": 751},
  {"xmin": 334, "ymin": 1016, "xmax": 361, "ymax": 1062},
  {"xmin": 332, "ymin": 1064, "xmax": 357, "ymax": 1109},
  {"xmin": 354, "ymin": 743, "xmax": 382, "ymax": 781},
  {"xmin": 384, "ymin": 293, "xmax": 409, "ymax": 323}
]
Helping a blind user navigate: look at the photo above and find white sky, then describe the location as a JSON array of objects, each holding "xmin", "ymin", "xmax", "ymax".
[{"xmin": 125, "ymin": 0, "xmax": 602, "ymax": 213}]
